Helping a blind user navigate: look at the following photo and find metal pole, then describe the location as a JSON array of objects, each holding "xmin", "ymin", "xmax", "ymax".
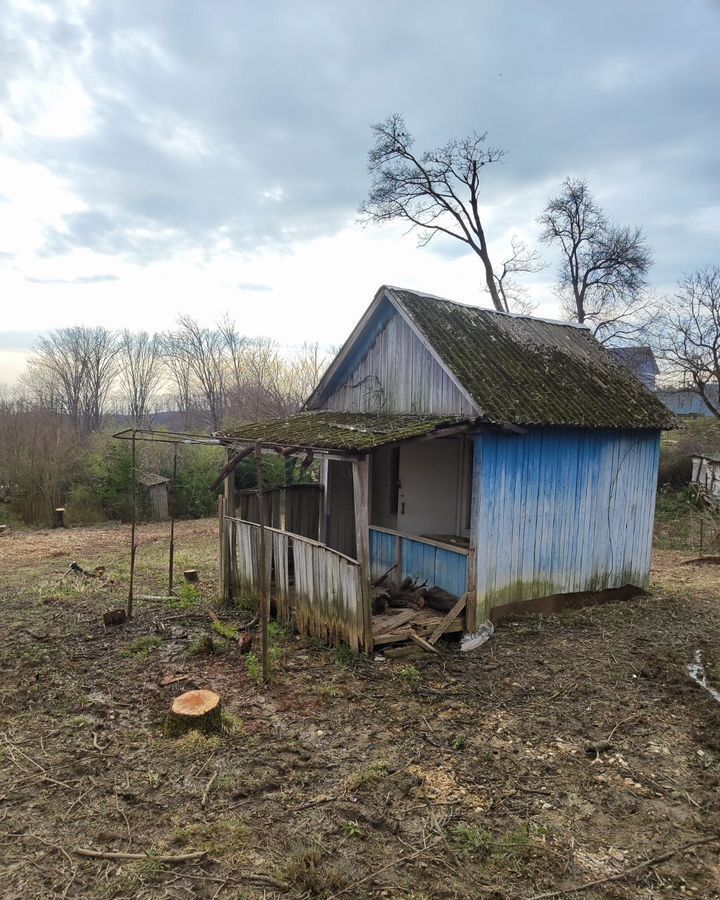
[
  {"xmin": 256, "ymin": 440, "xmax": 269, "ymax": 683},
  {"xmin": 128, "ymin": 429, "xmax": 137, "ymax": 620},
  {"xmin": 168, "ymin": 443, "xmax": 178, "ymax": 595}
]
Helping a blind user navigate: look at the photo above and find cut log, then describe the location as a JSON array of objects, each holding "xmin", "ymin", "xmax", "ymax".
[
  {"xmin": 424, "ymin": 586, "xmax": 459, "ymax": 613},
  {"xmin": 183, "ymin": 569, "xmax": 200, "ymax": 584},
  {"xmin": 166, "ymin": 689, "xmax": 221, "ymax": 737},
  {"xmin": 53, "ymin": 507, "xmax": 66, "ymax": 528},
  {"xmin": 0, "ymin": 524, "xmax": 9, "ymax": 535}
]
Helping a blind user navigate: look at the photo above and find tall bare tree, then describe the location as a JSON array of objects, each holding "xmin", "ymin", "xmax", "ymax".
[
  {"xmin": 657, "ymin": 266, "xmax": 720, "ymax": 416},
  {"xmin": 117, "ymin": 330, "xmax": 162, "ymax": 426},
  {"xmin": 538, "ymin": 177, "xmax": 653, "ymax": 343},
  {"xmin": 23, "ymin": 326, "xmax": 118, "ymax": 431},
  {"xmin": 360, "ymin": 114, "xmax": 510, "ymax": 311},
  {"xmin": 166, "ymin": 316, "xmax": 226, "ymax": 430}
]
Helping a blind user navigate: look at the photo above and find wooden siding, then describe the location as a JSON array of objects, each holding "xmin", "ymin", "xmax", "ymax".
[
  {"xmin": 236, "ymin": 484, "xmax": 321, "ymax": 540},
  {"xmin": 472, "ymin": 428, "xmax": 660, "ymax": 617},
  {"xmin": 323, "ymin": 306, "xmax": 477, "ymax": 416},
  {"xmin": 691, "ymin": 455, "xmax": 720, "ymax": 508},
  {"xmin": 370, "ymin": 526, "xmax": 469, "ymax": 598}
]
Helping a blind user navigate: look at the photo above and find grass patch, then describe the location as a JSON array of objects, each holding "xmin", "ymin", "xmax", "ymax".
[
  {"xmin": 122, "ymin": 635, "xmax": 163, "ymax": 659},
  {"xmin": 172, "ymin": 817, "xmax": 250, "ymax": 862},
  {"xmin": 397, "ymin": 664, "xmax": 422, "ymax": 686},
  {"xmin": 333, "ymin": 643, "xmax": 357, "ymax": 668},
  {"xmin": 451, "ymin": 824, "xmax": 494, "ymax": 859},
  {"xmin": 172, "ymin": 731, "xmax": 222, "ymax": 756},
  {"xmin": 344, "ymin": 762, "xmax": 391, "ymax": 793},
  {"xmin": 284, "ymin": 847, "xmax": 348, "ymax": 895}
]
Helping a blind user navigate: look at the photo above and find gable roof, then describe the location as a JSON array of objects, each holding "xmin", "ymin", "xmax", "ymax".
[
  {"xmin": 307, "ymin": 286, "xmax": 675, "ymax": 430},
  {"xmin": 608, "ymin": 345, "xmax": 660, "ymax": 376}
]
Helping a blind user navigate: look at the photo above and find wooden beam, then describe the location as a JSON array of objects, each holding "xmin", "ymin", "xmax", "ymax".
[
  {"xmin": 352, "ymin": 455, "xmax": 373, "ymax": 655},
  {"xmin": 427, "ymin": 593, "xmax": 467, "ymax": 645},
  {"xmin": 409, "ymin": 631, "xmax": 440, "ymax": 655},
  {"xmin": 210, "ymin": 445, "xmax": 254, "ymax": 494}
]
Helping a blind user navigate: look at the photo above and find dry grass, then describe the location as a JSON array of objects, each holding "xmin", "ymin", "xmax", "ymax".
[{"xmin": 1, "ymin": 519, "xmax": 719, "ymax": 898}]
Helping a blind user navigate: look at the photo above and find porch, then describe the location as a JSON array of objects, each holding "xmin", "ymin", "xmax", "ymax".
[{"xmin": 217, "ymin": 411, "xmax": 479, "ymax": 653}]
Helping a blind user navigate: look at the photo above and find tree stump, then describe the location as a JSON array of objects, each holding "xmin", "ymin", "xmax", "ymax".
[
  {"xmin": 183, "ymin": 569, "xmax": 200, "ymax": 584},
  {"xmin": 166, "ymin": 690, "xmax": 221, "ymax": 737},
  {"xmin": 53, "ymin": 508, "xmax": 66, "ymax": 528}
]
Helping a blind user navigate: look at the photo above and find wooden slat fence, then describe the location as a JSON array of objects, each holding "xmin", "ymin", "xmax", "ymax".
[
  {"xmin": 225, "ymin": 516, "xmax": 366, "ymax": 650},
  {"xmin": 235, "ymin": 484, "xmax": 322, "ymax": 540}
]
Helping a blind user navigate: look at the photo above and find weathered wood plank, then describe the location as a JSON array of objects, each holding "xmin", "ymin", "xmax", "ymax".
[
  {"xmin": 408, "ymin": 631, "xmax": 441, "ymax": 655},
  {"xmin": 427, "ymin": 593, "xmax": 467, "ymax": 645}
]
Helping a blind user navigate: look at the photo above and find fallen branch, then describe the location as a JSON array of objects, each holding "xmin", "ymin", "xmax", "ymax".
[
  {"xmin": 74, "ymin": 847, "xmax": 206, "ymax": 863},
  {"xmin": 526, "ymin": 835, "xmax": 720, "ymax": 899}
]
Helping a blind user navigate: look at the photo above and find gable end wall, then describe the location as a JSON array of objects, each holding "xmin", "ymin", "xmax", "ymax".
[{"xmin": 322, "ymin": 307, "xmax": 477, "ymax": 415}]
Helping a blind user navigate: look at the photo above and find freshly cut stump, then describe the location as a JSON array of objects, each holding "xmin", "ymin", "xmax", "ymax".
[{"xmin": 166, "ymin": 690, "xmax": 221, "ymax": 737}]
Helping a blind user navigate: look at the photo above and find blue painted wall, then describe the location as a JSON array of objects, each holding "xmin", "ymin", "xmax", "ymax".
[
  {"xmin": 370, "ymin": 528, "xmax": 469, "ymax": 597},
  {"xmin": 472, "ymin": 428, "xmax": 660, "ymax": 616}
]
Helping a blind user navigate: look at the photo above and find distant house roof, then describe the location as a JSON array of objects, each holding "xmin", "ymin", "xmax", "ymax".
[
  {"xmin": 136, "ymin": 473, "xmax": 169, "ymax": 487},
  {"xmin": 608, "ymin": 346, "xmax": 660, "ymax": 376},
  {"xmin": 308, "ymin": 287, "xmax": 674, "ymax": 430},
  {"xmin": 219, "ymin": 412, "xmax": 469, "ymax": 453}
]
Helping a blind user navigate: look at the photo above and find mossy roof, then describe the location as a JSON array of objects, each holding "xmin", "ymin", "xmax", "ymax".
[
  {"xmin": 388, "ymin": 288, "xmax": 676, "ymax": 430},
  {"xmin": 219, "ymin": 411, "xmax": 469, "ymax": 453}
]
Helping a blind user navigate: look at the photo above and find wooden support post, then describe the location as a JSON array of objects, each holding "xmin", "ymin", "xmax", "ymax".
[
  {"xmin": 168, "ymin": 444, "xmax": 177, "ymax": 596},
  {"xmin": 256, "ymin": 441, "xmax": 270, "ymax": 682},
  {"xmin": 223, "ymin": 448, "xmax": 237, "ymax": 603},
  {"xmin": 466, "ymin": 541, "xmax": 477, "ymax": 634},
  {"xmin": 218, "ymin": 494, "xmax": 226, "ymax": 598},
  {"xmin": 318, "ymin": 458, "xmax": 328, "ymax": 544},
  {"xmin": 127, "ymin": 429, "xmax": 137, "ymax": 621},
  {"xmin": 352, "ymin": 455, "xmax": 373, "ymax": 655}
]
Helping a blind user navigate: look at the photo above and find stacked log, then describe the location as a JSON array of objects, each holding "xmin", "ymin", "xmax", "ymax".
[{"xmin": 372, "ymin": 578, "xmax": 459, "ymax": 615}]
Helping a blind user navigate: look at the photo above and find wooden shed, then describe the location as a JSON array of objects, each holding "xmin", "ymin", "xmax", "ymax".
[
  {"xmin": 136, "ymin": 472, "xmax": 169, "ymax": 520},
  {"xmin": 217, "ymin": 286, "xmax": 675, "ymax": 652}
]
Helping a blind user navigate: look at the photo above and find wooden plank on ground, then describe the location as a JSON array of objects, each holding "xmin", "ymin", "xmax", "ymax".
[
  {"xmin": 372, "ymin": 609, "xmax": 417, "ymax": 635},
  {"xmin": 373, "ymin": 628, "xmax": 413, "ymax": 644},
  {"xmin": 427, "ymin": 593, "xmax": 468, "ymax": 645},
  {"xmin": 409, "ymin": 631, "xmax": 440, "ymax": 655}
]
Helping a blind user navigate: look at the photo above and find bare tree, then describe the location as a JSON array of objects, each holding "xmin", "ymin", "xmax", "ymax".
[
  {"xmin": 117, "ymin": 331, "xmax": 162, "ymax": 426},
  {"xmin": 167, "ymin": 316, "xmax": 226, "ymax": 430},
  {"xmin": 23, "ymin": 326, "xmax": 118, "ymax": 430},
  {"xmin": 538, "ymin": 177, "xmax": 653, "ymax": 343},
  {"xmin": 360, "ymin": 114, "xmax": 511, "ymax": 311},
  {"xmin": 657, "ymin": 267, "xmax": 720, "ymax": 417},
  {"xmin": 494, "ymin": 236, "xmax": 545, "ymax": 315}
]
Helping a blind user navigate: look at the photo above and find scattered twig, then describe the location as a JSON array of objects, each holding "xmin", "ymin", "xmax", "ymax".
[
  {"xmin": 327, "ymin": 840, "xmax": 440, "ymax": 898},
  {"xmin": 201, "ymin": 771, "xmax": 218, "ymax": 808},
  {"xmin": 74, "ymin": 847, "xmax": 207, "ymax": 863},
  {"xmin": 526, "ymin": 835, "xmax": 720, "ymax": 899}
]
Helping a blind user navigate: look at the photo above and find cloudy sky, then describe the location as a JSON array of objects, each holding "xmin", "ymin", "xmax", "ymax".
[{"xmin": 1, "ymin": 0, "xmax": 718, "ymax": 383}]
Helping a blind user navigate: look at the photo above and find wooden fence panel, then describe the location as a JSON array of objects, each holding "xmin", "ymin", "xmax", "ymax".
[{"xmin": 272, "ymin": 530, "xmax": 291, "ymax": 624}]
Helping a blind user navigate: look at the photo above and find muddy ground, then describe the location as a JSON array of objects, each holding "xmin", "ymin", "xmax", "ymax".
[{"xmin": 1, "ymin": 519, "xmax": 719, "ymax": 899}]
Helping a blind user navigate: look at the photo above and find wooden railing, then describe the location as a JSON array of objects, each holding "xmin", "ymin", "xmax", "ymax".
[
  {"xmin": 224, "ymin": 516, "xmax": 367, "ymax": 651},
  {"xmin": 369, "ymin": 526, "xmax": 470, "ymax": 598}
]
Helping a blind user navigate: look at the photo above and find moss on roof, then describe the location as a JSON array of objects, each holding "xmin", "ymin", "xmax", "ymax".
[
  {"xmin": 219, "ymin": 412, "xmax": 468, "ymax": 452},
  {"xmin": 389, "ymin": 288, "xmax": 676, "ymax": 430}
]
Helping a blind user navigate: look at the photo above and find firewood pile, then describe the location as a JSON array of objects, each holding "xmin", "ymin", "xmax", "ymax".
[{"xmin": 372, "ymin": 576, "xmax": 458, "ymax": 616}]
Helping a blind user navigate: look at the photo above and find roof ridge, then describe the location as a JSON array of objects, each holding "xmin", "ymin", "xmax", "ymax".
[{"xmin": 383, "ymin": 285, "xmax": 590, "ymax": 330}]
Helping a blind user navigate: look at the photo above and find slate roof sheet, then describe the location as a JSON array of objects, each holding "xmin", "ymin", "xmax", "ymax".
[
  {"xmin": 219, "ymin": 411, "xmax": 468, "ymax": 452},
  {"xmin": 388, "ymin": 288, "xmax": 675, "ymax": 429}
]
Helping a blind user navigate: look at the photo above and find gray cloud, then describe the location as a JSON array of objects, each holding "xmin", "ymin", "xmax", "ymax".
[{"xmin": 1, "ymin": 0, "xmax": 718, "ymax": 291}]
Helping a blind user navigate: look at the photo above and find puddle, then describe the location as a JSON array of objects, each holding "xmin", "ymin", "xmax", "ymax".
[{"xmin": 687, "ymin": 650, "xmax": 720, "ymax": 705}]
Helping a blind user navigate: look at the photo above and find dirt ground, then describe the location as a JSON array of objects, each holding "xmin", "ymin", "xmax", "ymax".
[{"xmin": 1, "ymin": 519, "xmax": 720, "ymax": 899}]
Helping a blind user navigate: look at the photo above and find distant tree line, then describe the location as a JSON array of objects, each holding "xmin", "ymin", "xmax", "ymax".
[{"xmin": 0, "ymin": 318, "xmax": 330, "ymax": 525}]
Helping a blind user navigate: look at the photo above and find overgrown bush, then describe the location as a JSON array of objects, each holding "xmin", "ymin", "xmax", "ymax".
[{"xmin": 659, "ymin": 417, "xmax": 720, "ymax": 487}]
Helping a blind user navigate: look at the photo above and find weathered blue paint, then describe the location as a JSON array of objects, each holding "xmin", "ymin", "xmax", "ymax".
[
  {"xmin": 472, "ymin": 427, "xmax": 660, "ymax": 616},
  {"xmin": 370, "ymin": 527, "xmax": 469, "ymax": 597}
]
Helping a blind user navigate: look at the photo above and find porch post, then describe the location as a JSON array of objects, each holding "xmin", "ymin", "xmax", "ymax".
[
  {"xmin": 222, "ymin": 448, "xmax": 237, "ymax": 602},
  {"xmin": 318, "ymin": 458, "xmax": 329, "ymax": 543},
  {"xmin": 352, "ymin": 455, "xmax": 373, "ymax": 655}
]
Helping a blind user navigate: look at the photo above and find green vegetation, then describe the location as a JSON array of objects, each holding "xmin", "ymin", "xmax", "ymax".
[
  {"xmin": 344, "ymin": 762, "xmax": 390, "ymax": 793},
  {"xmin": 122, "ymin": 635, "xmax": 163, "ymax": 659}
]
